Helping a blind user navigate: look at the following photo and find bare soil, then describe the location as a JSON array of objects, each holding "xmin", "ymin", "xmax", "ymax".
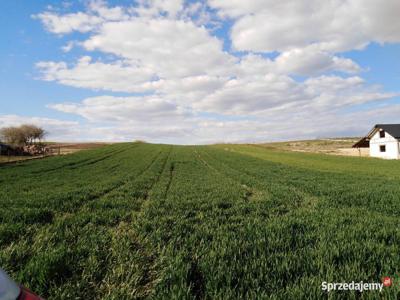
[
  {"xmin": 0, "ymin": 143, "xmax": 109, "ymax": 164},
  {"xmin": 258, "ymin": 138, "xmax": 369, "ymax": 157},
  {"xmin": 47, "ymin": 142, "xmax": 110, "ymax": 155}
]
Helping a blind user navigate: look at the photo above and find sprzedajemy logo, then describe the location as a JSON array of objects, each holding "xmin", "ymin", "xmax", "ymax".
[{"xmin": 322, "ymin": 277, "xmax": 393, "ymax": 293}]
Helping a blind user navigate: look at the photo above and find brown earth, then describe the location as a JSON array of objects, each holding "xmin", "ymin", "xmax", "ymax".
[
  {"xmin": 0, "ymin": 143, "xmax": 109, "ymax": 164},
  {"xmin": 258, "ymin": 138, "xmax": 369, "ymax": 157},
  {"xmin": 46, "ymin": 142, "xmax": 110, "ymax": 155}
]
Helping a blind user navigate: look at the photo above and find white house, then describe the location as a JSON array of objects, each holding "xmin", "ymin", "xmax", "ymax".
[{"xmin": 353, "ymin": 124, "xmax": 400, "ymax": 159}]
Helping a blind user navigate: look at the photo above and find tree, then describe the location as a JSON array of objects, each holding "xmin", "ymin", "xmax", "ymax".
[
  {"xmin": 33, "ymin": 126, "xmax": 46, "ymax": 143},
  {"xmin": 0, "ymin": 124, "xmax": 47, "ymax": 147},
  {"xmin": 19, "ymin": 124, "xmax": 46, "ymax": 144},
  {"xmin": 20, "ymin": 125, "xmax": 36, "ymax": 145},
  {"xmin": 0, "ymin": 126, "xmax": 27, "ymax": 146}
]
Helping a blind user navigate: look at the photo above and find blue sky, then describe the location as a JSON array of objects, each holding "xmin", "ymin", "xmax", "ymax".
[
  {"xmin": 0, "ymin": 0, "xmax": 399, "ymax": 143},
  {"xmin": 1, "ymin": 1, "xmax": 100, "ymax": 120}
]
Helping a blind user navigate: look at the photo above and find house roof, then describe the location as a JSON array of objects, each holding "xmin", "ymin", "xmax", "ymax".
[
  {"xmin": 352, "ymin": 137, "xmax": 369, "ymax": 148},
  {"xmin": 373, "ymin": 124, "xmax": 400, "ymax": 138},
  {"xmin": 353, "ymin": 124, "xmax": 400, "ymax": 148}
]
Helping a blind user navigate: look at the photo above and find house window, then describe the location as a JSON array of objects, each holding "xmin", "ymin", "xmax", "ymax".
[
  {"xmin": 380, "ymin": 130, "xmax": 385, "ymax": 138},
  {"xmin": 380, "ymin": 145, "xmax": 386, "ymax": 152}
]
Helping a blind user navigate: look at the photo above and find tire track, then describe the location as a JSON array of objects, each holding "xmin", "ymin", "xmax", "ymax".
[
  {"xmin": 142, "ymin": 146, "xmax": 172, "ymax": 200},
  {"xmin": 61, "ymin": 148, "xmax": 165, "ymax": 214},
  {"xmin": 194, "ymin": 149, "xmax": 264, "ymax": 202},
  {"xmin": 163, "ymin": 161, "xmax": 175, "ymax": 200},
  {"xmin": 200, "ymin": 148, "xmax": 324, "ymax": 210},
  {"xmin": 30, "ymin": 145, "xmax": 135, "ymax": 174}
]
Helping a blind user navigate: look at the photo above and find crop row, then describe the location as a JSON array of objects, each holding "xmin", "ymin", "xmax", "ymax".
[{"xmin": 1, "ymin": 143, "xmax": 399, "ymax": 299}]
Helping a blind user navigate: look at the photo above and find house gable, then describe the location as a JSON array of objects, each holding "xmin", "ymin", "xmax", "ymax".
[{"xmin": 370, "ymin": 128, "xmax": 397, "ymax": 142}]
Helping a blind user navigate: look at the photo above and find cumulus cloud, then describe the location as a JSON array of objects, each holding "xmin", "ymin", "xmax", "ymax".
[
  {"xmin": 33, "ymin": 0, "xmax": 128, "ymax": 34},
  {"xmin": 36, "ymin": 56, "xmax": 156, "ymax": 93},
  {"xmin": 23, "ymin": 0, "xmax": 400, "ymax": 143},
  {"xmin": 31, "ymin": 96, "xmax": 400, "ymax": 144},
  {"xmin": 209, "ymin": 0, "xmax": 400, "ymax": 52},
  {"xmin": 81, "ymin": 18, "xmax": 234, "ymax": 78},
  {"xmin": 196, "ymin": 74, "xmax": 305, "ymax": 114},
  {"xmin": 33, "ymin": 11, "xmax": 103, "ymax": 34},
  {"xmin": 46, "ymin": 95, "xmax": 198, "ymax": 143},
  {"xmin": 236, "ymin": 48, "xmax": 361, "ymax": 77},
  {"xmin": 48, "ymin": 95, "xmax": 190, "ymax": 122},
  {"xmin": 135, "ymin": 0, "xmax": 184, "ymax": 18},
  {"xmin": 273, "ymin": 47, "xmax": 362, "ymax": 75},
  {"xmin": 195, "ymin": 74, "xmax": 397, "ymax": 115}
]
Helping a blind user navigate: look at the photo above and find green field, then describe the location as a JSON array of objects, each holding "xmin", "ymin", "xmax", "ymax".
[{"xmin": 1, "ymin": 143, "xmax": 399, "ymax": 299}]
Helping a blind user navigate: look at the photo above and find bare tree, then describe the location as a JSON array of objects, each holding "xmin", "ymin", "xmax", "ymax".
[
  {"xmin": 33, "ymin": 126, "xmax": 46, "ymax": 143},
  {"xmin": 20, "ymin": 125, "xmax": 35, "ymax": 145},
  {"xmin": 0, "ymin": 125, "xmax": 47, "ymax": 147},
  {"xmin": 0, "ymin": 127, "xmax": 27, "ymax": 146}
]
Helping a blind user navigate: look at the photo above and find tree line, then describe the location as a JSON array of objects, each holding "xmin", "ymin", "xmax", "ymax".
[{"xmin": 0, "ymin": 124, "xmax": 46, "ymax": 147}]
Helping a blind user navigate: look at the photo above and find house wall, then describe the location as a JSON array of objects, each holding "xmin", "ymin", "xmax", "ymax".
[{"xmin": 369, "ymin": 130, "xmax": 400, "ymax": 159}]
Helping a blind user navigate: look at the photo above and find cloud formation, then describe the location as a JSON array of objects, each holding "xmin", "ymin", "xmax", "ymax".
[
  {"xmin": 24, "ymin": 0, "xmax": 400, "ymax": 143},
  {"xmin": 210, "ymin": 0, "xmax": 400, "ymax": 52}
]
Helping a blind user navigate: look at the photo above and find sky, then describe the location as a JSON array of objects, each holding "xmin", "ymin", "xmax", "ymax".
[{"xmin": 0, "ymin": 0, "xmax": 400, "ymax": 144}]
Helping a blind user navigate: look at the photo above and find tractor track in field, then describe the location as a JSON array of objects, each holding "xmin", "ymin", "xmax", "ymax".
[
  {"xmin": 93, "ymin": 147, "xmax": 173, "ymax": 298},
  {"xmin": 187, "ymin": 259, "xmax": 206, "ymax": 299},
  {"xmin": 29, "ymin": 145, "xmax": 135, "ymax": 174},
  {"xmin": 93, "ymin": 149, "xmax": 165, "ymax": 201},
  {"xmin": 11, "ymin": 151, "xmax": 169, "ymax": 286},
  {"xmin": 163, "ymin": 161, "xmax": 175, "ymax": 200},
  {"xmin": 194, "ymin": 149, "xmax": 263, "ymax": 203},
  {"xmin": 60, "ymin": 148, "xmax": 166, "ymax": 215},
  {"xmin": 194, "ymin": 150, "xmax": 218, "ymax": 173},
  {"xmin": 18, "ymin": 148, "xmax": 169, "ymax": 297},
  {"xmin": 142, "ymin": 146, "xmax": 173, "ymax": 200},
  {"xmin": 200, "ymin": 149, "xmax": 324, "ymax": 210},
  {"xmin": 79, "ymin": 146, "xmax": 171, "ymax": 206}
]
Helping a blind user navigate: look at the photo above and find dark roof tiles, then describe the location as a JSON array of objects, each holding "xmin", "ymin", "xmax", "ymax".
[{"xmin": 374, "ymin": 124, "xmax": 400, "ymax": 138}]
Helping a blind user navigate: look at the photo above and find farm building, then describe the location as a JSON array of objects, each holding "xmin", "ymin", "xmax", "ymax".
[{"xmin": 353, "ymin": 124, "xmax": 400, "ymax": 159}]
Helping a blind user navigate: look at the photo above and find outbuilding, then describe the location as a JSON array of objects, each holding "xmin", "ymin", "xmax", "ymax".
[{"xmin": 353, "ymin": 124, "xmax": 400, "ymax": 159}]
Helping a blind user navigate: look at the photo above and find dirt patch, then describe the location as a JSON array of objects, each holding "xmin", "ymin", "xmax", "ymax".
[
  {"xmin": 47, "ymin": 143, "xmax": 110, "ymax": 155},
  {"xmin": 258, "ymin": 138, "xmax": 369, "ymax": 157},
  {"xmin": 0, "ymin": 143, "xmax": 110, "ymax": 164}
]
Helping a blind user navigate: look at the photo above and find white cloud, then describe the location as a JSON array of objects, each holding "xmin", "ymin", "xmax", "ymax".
[
  {"xmin": 48, "ymin": 95, "xmax": 190, "ymax": 123},
  {"xmin": 36, "ymin": 56, "xmax": 156, "ymax": 93},
  {"xmin": 209, "ymin": 0, "xmax": 400, "ymax": 53},
  {"xmin": 304, "ymin": 76, "xmax": 364, "ymax": 93},
  {"xmin": 33, "ymin": 11, "xmax": 103, "ymax": 34},
  {"xmin": 24, "ymin": 0, "xmax": 400, "ymax": 143},
  {"xmin": 196, "ymin": 74, "xmax": 397, "ymax": 115},
  {"xmin": 135, "ymin": 0, "xmax": 184, "ymax": 19},
  {"xmin": 273, "ymin": 47, "xmax": 362, "ymax": 75},
  {"xmin": 61, "ymin": 41, "xmax": 76, "ymax": 52},
  {"xmin": 33, "ymin": 0, "xmax": 128, "ymax": 34},
  {"xmin": 48, "ymin": 103, "xmax": 400, "ymax": 144},
  {"xmin": 236, "ymin": 48, "xmax": 361, "ymax": 77},
  {"xmin": 3, "ymin": 94, "xmax": 396, "ymax": 145},
  {"xmin": 82, "ymin": 18, "xmax": 235, "ymax": 78},
  {"xmin": 196, "ymin": 74, "xmax": 305, "ymax": 114}
]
